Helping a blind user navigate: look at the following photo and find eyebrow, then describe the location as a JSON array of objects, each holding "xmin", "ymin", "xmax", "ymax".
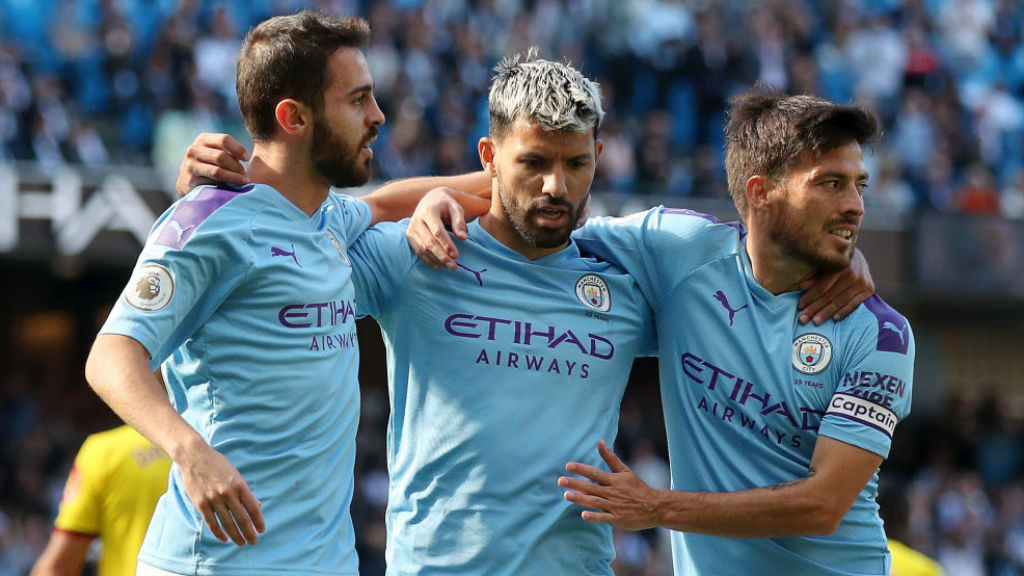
[
  {"xmin": 345, "ymin": 84, "xmax": 373, "ymax": 97},
  {"xmin": 816, "ymin": 170, "xmax": 869, "ymax": 181}
]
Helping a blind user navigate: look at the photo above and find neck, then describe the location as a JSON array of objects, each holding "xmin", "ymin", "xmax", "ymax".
[
  {"xmin": 745, "ymin": 228, "xmax": 815, "ymax": 295},
  {"xmin": 248, "ymin": 141, "xmax": 330, "ymax": 216}
]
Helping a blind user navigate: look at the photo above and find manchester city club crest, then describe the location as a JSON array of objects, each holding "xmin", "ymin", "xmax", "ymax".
[
  {"xmin": 325, "ymin": 230, "xmax": 351, "ymax": 267},
  {"xmin": 575, "ymin": 274, "xmax": 611, "ymax": 312},
  {"xmin": 792, "ymin": 333, "xmax": 833, "ymax": 375}
]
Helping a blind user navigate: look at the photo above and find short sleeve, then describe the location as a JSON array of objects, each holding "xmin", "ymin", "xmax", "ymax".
[
  {"xmin": 347, "ymin": 220, "xmax": 417, "ymax": 318},
  {"xmin": 819, "ymin": 297, "xmax": 915, "ymax": 458},
  {"xmin": 53, "ymin": 435, "xmax": 105, "ymax": 536},
  {"xmin": 573, "ymin": 208, "xmax": 741, "ymax": 312},
  {"xmin": 99, "ymin": 195, "xmax": 252, "ymax": 368}
]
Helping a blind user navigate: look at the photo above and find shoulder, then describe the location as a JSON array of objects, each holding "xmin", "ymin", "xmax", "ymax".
[
  {"xmin": 79, "ymin": 425, "xmax": 146, "ymax": 458},
  {"xmin": 846, "ymin": 295, "xmax": 914, "ymax": 355},
  {"xmin": 154, "ymin": 184, "xmax": 260, "ymax": 248}
]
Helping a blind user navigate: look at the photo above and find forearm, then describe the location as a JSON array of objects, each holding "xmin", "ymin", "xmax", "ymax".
[
  {"xmin": 29, "ymin": 532, "xmax": 92, "ymax": 576},
  {"xmin": 652, "ymin": 475, "xmax": 843, "ymax": 537},
  {"xmin": 84, "ymin": 334, "xmax": 208, "ymax": 463},
  {"xmin": 365, "ymin": 171, "xmax": 491, "ymax": 224}
]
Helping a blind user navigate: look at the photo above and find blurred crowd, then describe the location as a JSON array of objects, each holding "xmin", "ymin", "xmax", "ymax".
[{"xmin": 1, "ymin": 0, "xmax": 1024, "ymax": 217}]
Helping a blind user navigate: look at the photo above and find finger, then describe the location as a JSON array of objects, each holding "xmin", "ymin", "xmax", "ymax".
[
  {"xmin": 211, "ymin": 133, "xmax": 251, "ymax": 161},
  {"xmin": 797, "ymin": 273, "xmax": 840, "ymax": 311},
  {"xmin": 447, "ymin": 203, "xmax": 469, "ymax": 241},
  {"xmin": 580, "ymin": 510, "xmax": 616, "ymax": 524},
  {"xmin": 564, "ymin": 461, "xmax": 609, "ymax": 484},
  {"xmin": 226, "ymin": 496, "xmax": 261, "ymax": 544},
  {"xmin": 240, "ymin": 489, "xmax": 265, "ymax": 534},
  {"xmin": 197, "ymin": 501, "xmax": 229, "ymax": 543},
  {"xmin": 563, "ymin": 490, "xmax": 610, "ymax": 512},
  {"xmin": 597, "ymin": 440, "xmax": 630, "ymax": 473},
  {"xmin": 425, "ymin": 220, "xmax": 458, "ymax": 268},
  {"xmin": 422, "ymin": 237, "xmax": 453, "ymax": 271},
  {"xmin": 797, "ymin": 281, "xmax": 843, "ymax": 324},
  {"xmin": 407, "ymin": 232, "xmax": 445, "ymax": 270},
  {"xmin": 213, "ymin": 500, "xmax": 246, "ymax": 546},
  {"xmin": 827, "ymin": 287, "xmax": 873, "ymax": 322},
  {"xmin": 191, "ymin": 149, "xmax": 249, "ymax": 183},
  {"xmin": 557, "ymin": 475, "xmax": 603, "ymax": 494}
]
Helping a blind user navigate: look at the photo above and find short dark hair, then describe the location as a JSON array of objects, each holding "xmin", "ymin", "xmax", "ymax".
[
  {"xmin": 724, "ymin": 84, "xmax": 879, "ymax": 220},
  {"xmin": 236, "ymin": 11, "xmax": 370, "ymax": 141}
]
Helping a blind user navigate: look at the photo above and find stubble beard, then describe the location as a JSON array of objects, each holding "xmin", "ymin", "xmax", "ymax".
[
  {"xmin": 311, "ymin": 112, "xmax": 373, "ymax": 189},
  {"xmin": 497, "ymin": 177, "xmax": 581, "ymax": 249},
  {"xmin": 769, "ymin": 207, "xmax": 854, "ymax": 275}
]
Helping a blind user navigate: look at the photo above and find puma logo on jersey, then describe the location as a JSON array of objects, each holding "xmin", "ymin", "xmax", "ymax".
[
  {"xmin": 272, "ymin": 244, "xmax": 302, "ymax": 268},
  {"xmin": 458, "ymin": 263, "xmax": 487, "ymax": 286},
  {"xmin": 881, "ymin": 321, "xmax": 907, "ymax": 345},
  {"xmin": 714, "ymin": 290, "xmax": 748, "ymax": 326}
]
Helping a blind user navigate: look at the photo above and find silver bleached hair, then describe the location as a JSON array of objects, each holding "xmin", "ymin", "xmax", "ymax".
[{"xmin": 488, "ymin": 47, "xmax": 604, "ymax": 139}]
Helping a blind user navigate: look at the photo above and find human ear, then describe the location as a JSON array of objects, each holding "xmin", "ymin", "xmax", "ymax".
[
  {"xmin": 274, "ymin": 99, "xmax": 311, "ymax": 136},
  {"xmin": 478, "ymin": 137, "xmax": 497, "ymax": 177},
  {"xmin": 746, "ymin": 175, "xmax": 771, "ymax": 213}
]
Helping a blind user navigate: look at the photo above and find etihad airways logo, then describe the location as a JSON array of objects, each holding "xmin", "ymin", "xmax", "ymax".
[
  {"xmin": 445, "ymin": 313, "xmax": 614, "ymax": 359},
  {"xmin": 279, "ymin": 299, "xmax": 356, "ymax": 328}
]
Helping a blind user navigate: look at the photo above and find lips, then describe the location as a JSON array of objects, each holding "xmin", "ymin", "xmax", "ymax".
[{"xmin": 532, "ymin": 204, "xmax": 570, "ymax": 227}]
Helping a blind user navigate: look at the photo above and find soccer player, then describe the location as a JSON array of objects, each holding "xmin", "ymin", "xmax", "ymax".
[
  {"xmin": 30, "ymin": 425, "xmax": 171, "ymax": 576},
  {"xmin": 180, "ymin": 49, "xmax": 655, "ymax": 575},
  {"xmin": 547, "ymin": 87, "xmax": 915, "ymax": 575},
  {"xmin": 84, "ymin": 12, "xmax": 477, "ymax": 576},
  {"xmin": 176, "ymin": 54, "xmax": 875, "ymax": 574}
]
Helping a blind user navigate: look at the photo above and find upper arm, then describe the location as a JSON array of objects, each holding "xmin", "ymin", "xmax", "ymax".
[
  {"xmin": 30, "ymin": 531, "xmax": 94, "ymax": 576},
  {"xmin": 807, "ymin": 435, "xmax": 884, "ymax": 525},
  {"xmin": 820, "ymin": 301, "xmax": 915, "ymax": 459},
  {"xmin": 98, "ymin": 211, "xmax": 251, "ymax": 368}
]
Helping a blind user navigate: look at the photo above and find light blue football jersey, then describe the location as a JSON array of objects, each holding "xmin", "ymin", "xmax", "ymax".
[
  {"xmin": 347, "ymin": 218, "xmax": 657, "ymax": 576},
  {"xmin": 100, "ymin": 184, "xmax": 370, "ymax": 576},
  {"xmin": 574, "ymin": 208, "xmax": 915, "ymax": 576}
]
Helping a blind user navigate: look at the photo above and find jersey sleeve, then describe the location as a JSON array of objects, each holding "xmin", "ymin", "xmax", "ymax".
[
  {"xmin": 53, "ymin": 434, "xmax": 106, "ymax": 536},
  {"xmin": 819, "ymin": 296, "xmax": 915, "ymax": 459},
  {"xmin": 347, "ymin": 220, "xmax": 418, "ymax": 319},
  {"xmin": 328, "ymin": 192, "xmax": 373, "ymax": 245},
  {"xmin": 99, "ymin": 192, "xmax": 254, "ymax": 368},
  {"xmin": 573, "ymin": 207, "xmax": 741, "ymax": 311}
]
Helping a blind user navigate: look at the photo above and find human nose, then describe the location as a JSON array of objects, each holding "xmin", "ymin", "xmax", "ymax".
[
  {"xmin": 368, "ymin": 95, "xmax": 385, "ymax": 127},
  {"xmin": 842, "ymin": 184, "xmax": 864, "ymax": 216},
  {"xmin": 542, "ymin": 165, "xmax": 567, "ymax": 198}
]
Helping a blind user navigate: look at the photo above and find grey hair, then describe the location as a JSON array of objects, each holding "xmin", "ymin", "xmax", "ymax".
[{"xmin": 488, "ymin": 48, "xmax": 604, "ymax": 140}]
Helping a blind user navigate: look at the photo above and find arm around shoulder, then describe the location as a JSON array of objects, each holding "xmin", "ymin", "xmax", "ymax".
[{"xmin": 363, "ymin": 171, "xmax": 491, "ymax": 225}]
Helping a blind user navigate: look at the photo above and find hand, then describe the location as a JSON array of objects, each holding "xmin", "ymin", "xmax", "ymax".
[
  {"xmin": 797, "ymin": 248, "xmax": 874, "ymax": 324},
  {"xmin": 406, "ymin": 187, "xmax": 469, "ymax": 270},
  {"xmin": 176, "ymin": 133, "xmax": 251, "ymax": 197},
  {"xmin": 177, "ymin": 445, "xmax": 265, "ymax": 546},
  {"xmin": 558, "ymin": 440, "xmax": 662, "ymax": 531}
]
